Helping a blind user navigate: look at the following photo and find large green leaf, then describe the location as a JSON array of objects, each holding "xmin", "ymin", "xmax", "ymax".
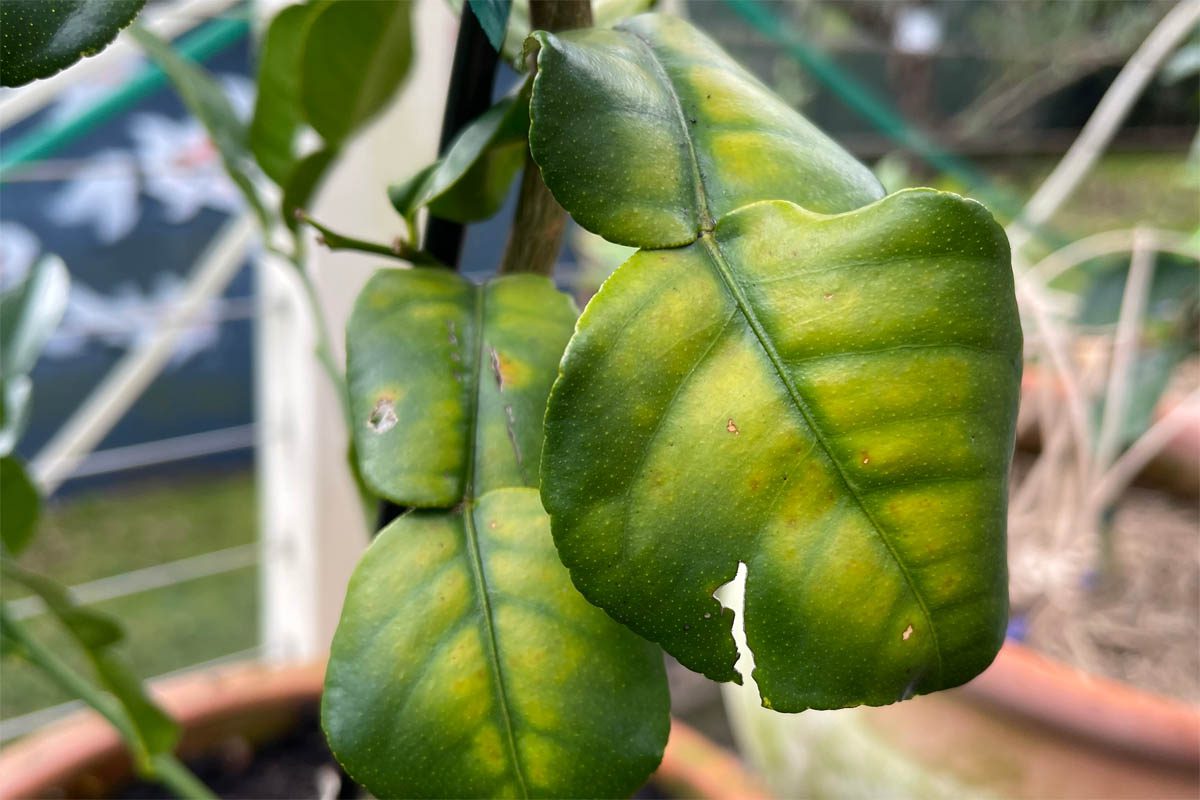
[
  {"xmin": 0, "ymin": 456, "xmax": 39, "ymax": 556},
  {"xmin": 0, "ymin": 0, "xmax": 145, "ymax": 87},
  {"xmin": 527, "ymin": 13, "xmax": 884, "ymax": 249},
  {"xmin": 541, "ymin": 190, "xmax": 1022, "ymax": 711},
  {"xmin": 131, "ymin": 26, "xmax": 268, "ymax": 228},
  {"xmin": 249, "ymin": 1, "xmax": 326, "ymax": 186},
  {"xmin": 331, "ymin": 271, "xmax": 669, "ymax": 796},
  {"xmin": 300, "ymin": 0, "xmax": 413, "ymax": 145},
  {"xmin": 346, "ymin": 270, "xmax": 576, "ymax": 507},
  {"xmin": 281, "ymin": 146, "xmax": 339, "ymax": 230},
  {"xmin": 324, "ymin": 488, "xmax": 669, "ymax": 799},
  {"xmin": 388, "ymin": 90, "xmax": 530, "ymax": 232}
]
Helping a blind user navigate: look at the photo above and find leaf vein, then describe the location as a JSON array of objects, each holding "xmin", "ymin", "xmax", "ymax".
[
  {"xmin": 461, "ymin": 287, "xmax": 529, "ymax": 798},
  {"xmin": 700, "ymin": 234, "xmax": 947, "ymax": 687},
  {"xmin": 625, "ymin": 28, "xmax": 713, "ymax": 232},
  {"xmin": 619, "ymin": 309, "xmax": 738, "ymax": 568}
]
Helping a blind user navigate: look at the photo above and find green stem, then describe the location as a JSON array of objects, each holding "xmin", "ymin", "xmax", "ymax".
[
  {"xmin": 297, "ymin": 212, "xmax": 443, "ymax": 267},
  {"xmin": 151, "ymin": 754, "xmax": 217, "ymax": 800},
  {"xmin": 0, "ymin": 610, "xmax": 214, "ymax": 800}
]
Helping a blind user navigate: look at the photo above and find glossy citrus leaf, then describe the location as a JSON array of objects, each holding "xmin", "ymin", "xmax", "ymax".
[
  {"xmin": 347, "ymin": 269, "xmax": 576, "ymax": 507},
  {"xmin": 281, "ymin": 146, "xmax": 338, "ymax": 230},
  {"xmin": 0, "ymin": 456, "xmax": 39, "ymax": 556},
  {"xmin": 249, "ymin": 1, "xmax": 326, "ymax": 186},
  {"xmin": 323, "ymin": 487, "xmax": 669, "ymax": 799},
  {"xmin": 0, "ymin": 0, "xmax": 144, "ymax": 87},
  {"xmin": 541, "ymin": 190, "xmax": 1022, "ymax": 711},
  {"xmin": 388, "ymin": 89, "xmax": 530, "ymax": 232},
  {"xmin": 300, "ymin": 0, "xmax": 413, "ymax": 145},
  {"xmin": 387, "ymin": 162, "xmax": 437, "ymax": 228},
  {"xmin": 527, "ymin": 13, "xmax": 884, "ymax": 249}
]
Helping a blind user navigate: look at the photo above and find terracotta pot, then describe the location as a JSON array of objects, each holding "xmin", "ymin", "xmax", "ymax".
[
  {"xmin": 860, "ymin": 641, "xmax": 1200, "ymax": 799},
  {"xmin": 724, "ymin": 640, "xmax": 1199, "ymax": 800},
  {"xmin": 0, "ymin": 659, "xmax": 769, "ymax": 800}
]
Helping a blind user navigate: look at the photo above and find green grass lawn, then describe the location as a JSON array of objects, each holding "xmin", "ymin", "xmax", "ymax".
[{"xmin": 1, "ymin": 470, "xmax": 258, "ymax": 721}]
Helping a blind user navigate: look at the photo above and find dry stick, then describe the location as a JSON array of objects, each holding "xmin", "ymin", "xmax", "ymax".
[
  {"xmin": 1005, "ymin": 0, "xmax": 1200, "ymax": 488},
  {"xmin": 1013, "ymin": 395, "xmax": 1070, "ymax": 517},
  {"xmin": 1089, "ymin": 389, "xmax": 1200, "ymax": 516},
  {"xmin": 1031, "ymin": 227, "xmax": 1199, "ymax": 287},
  {"xmin": 1006, "ymin": 0, "xmax": 1200, "ymax": 257},
  {"xmin": 1015, "ymin": 270, "xmax": 1094, "ymax": 486},
  {"xmin": 1092, "ymin": 229, "xmax": 1157, "ymax": 482},
  {"xmin": 497, "ymin": 0, "xmax": 594, "ymax": 277}
]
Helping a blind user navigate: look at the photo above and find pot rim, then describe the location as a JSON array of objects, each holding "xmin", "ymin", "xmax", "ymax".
[
  {"xmin": 0, "ymin": 658, "xmax": 770, "ymax": 800},
  {"xmin": 963, "ymin": 639, "xmax": 1200, "ymax": 766}
]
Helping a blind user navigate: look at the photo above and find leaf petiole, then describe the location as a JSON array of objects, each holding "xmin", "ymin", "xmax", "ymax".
[{"xmin": 295, "ymin": 211, "xmax": 444, "ymax": 267}]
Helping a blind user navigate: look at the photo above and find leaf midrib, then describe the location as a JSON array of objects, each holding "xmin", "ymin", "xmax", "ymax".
[
  {"xmin": 460, "ymin": 286, "xmax": 530, "ymax": 798},
  {"xmin": 624, "ymin": 28, "xmax": 713, "ymax": 234},
  {"xmin": 700, "ymin": 234, "xmax": 945, "ymax": 684},
  {"xmin": 623, "ymin": 22, "xmax": 944, "ymax": 682}
]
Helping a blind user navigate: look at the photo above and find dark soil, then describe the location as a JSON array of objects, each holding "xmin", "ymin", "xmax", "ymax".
[
  {"xmin": 121, "ymin": 709, "xmax": 358, "ymax": 800},
  {"xmin": 115, "ymin": 704, "xmax": 685, "ymax": 799}
]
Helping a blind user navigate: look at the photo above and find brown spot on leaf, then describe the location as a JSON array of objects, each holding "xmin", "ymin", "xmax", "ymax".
[
  {"xmin": 367, "ymin": 397, "xmax": 398, "ymax": 433},
  {"xmin": 861, "ymin": 451, "xmax": 871, "ymax": 465},
  {"xmin": 489, "ymin": 347, "xmax": 506, "ymax": 392},
  {"xmin": 726, "ymin": 418, "xmax": 739, "ymax": 435},
  {"xmin": 902, "ymin": 624, "xmax": 914, "ymax": 641}
]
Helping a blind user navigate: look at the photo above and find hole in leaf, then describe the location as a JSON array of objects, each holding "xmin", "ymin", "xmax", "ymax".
[{"xmin": 713, "ymin": 562, "xmax": 750, "ymax": 680}]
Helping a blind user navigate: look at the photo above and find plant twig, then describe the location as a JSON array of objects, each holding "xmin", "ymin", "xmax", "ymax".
[
  {"xmin": 497, "ymin": 0, "xmax": 593, "ymax": 277},
  {"xmin": 1092, "ymin": 228, "xmax": 1156, "ymax": 480},
  {"xmin": 296, "ymin": 211, "xmax": 444, "ymax": 267},
  {"xmin": 1014, "ymin": 268, "xmax": 1093, "ymax": 485},
  {"xmin": 150, "ymin": 753, "xmax": 217, "ymax": 800},
  {"xmin": 1030, "ymin": 227, "xmax": 1198, "ymax": 286},
  {"xmin": 1088, "ymin": 388, "xmax": 1200, "ymax": 516}
]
